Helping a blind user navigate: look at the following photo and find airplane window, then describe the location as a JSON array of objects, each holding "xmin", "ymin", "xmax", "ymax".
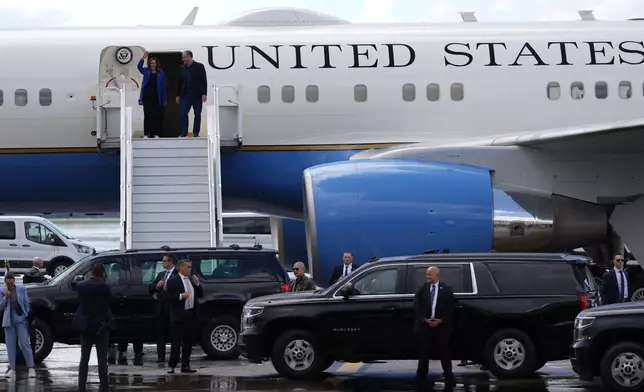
[
  {"xmin": 619, "ymin": 81, "xmax": 632, "ymax": 99},
  {"xmin": 306, "ymin": 85, "xmax": 319, "ymax": 103},
  {"xmin": 282, "ymin": 86, "xmax": 295, "ymax": 103},
  {"xmin": 39, "ymin": 88, "xmax": 52, "ymax": 106},
  {"xmin": 426, "ymin": 83, "xmax": 440, "ymax": 101},
  {"xmin": 257, "ymin": 86, "xmax": 270, "ymax": 104},
  {"xmin": 402, "ymin": 83, "xmax": 416, "ymax": 102},
  {"xmin": 354, "ymin": 84, "xmax": 367, "ymax": 102},
  {"xmin": 571, "ymin": 82, "xmax": 585, "ymax": 100},
  {"xmin": 451, "ymin": 83, "xmax": 464, "ymax": 101},
  {"xmin": 595, "ymin": 81, "xmax": 608, "ymax": 99},
  {"xmin": 15, "ymin": 89, "xmax": 27, "ymax": 107},
  {"xmin": 547, "ymin": 82, "xmax": 560, "ymax": 100},
  {"xmin": 0, "ymin": 90, "xmax": 3, "ymax": 106}
]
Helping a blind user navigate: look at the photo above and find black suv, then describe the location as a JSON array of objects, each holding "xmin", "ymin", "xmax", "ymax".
[
  {"xmin": 1, "ymin": 245, "xmax": 289, "ymax": 363},
  {"xmin": 571, "ymin": 301, "xmax": 644, "ymax": 391},
  {"xmin": 239, "ymin": 253, "xmax": 600, "ymax": 380}
]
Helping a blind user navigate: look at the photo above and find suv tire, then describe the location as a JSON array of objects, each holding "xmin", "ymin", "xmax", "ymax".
[
  {"xmin": 484, "ymin": 328, "xmax": 537, "ymax": 379},
  {"xmin": 33, "ymin": 318, "xmax": 53, "ymax": 363},
  {"xmin": 271, "ymin": 329, "xmax": 328, "ymax": 380},
  {"xmin": 600, "ymin": 341, "xmax": 644, "ymax": 391},
  {"xmin": 201, "ymin": 315, "xmax": 240, "ymax": 360}
]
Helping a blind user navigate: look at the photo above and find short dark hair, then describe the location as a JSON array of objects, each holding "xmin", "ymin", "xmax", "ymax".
[
  {"xmin": 343, "ymin": 251, "xmax": 353, "ymax": 256},
  {"xmin": 183, "ymin": 50, "xmax": 193, "ymax": 58},
  {"xmin": 148, "ymin": 56, "xmax": 161, "ymax": 70},
  {"xmin": 177, "ymin": 259, "xmax": 192, "ymax": 268},
  {"xmin": 163, "ymin": 253, "xmax": 176, "ymax": 263},
  {"xmin": 5, "ymin": 272, "xmax": 15, "ymax": 281},
  {"xmin": 91, "ymin": 263, "xmax": 107, "ymax": 278}
]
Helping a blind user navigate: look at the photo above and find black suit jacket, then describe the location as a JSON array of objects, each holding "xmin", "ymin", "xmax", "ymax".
[
  {"xmin": 177, "ymin": 60, "xmax": 208, "ymax": 99},
  {"xmin": 413, "ymin": 282, "xmax": 455, "ymax": 333},
  {"xmin": 329, "ymin": 263, "xmax": 362, "ymax": 286},
  {"xmin": 72, "ymin": 278, "xmax": 115, "ymax": 333},
  {"xmin": 149, "ymin": 268, "xmax": 179, "ymax": 315},
  {"xmin": 602, "ymin": 269, "xmax": 632, "ymax": 305},
  {"xmin": 165, "ymin": 274, "xmax": 204, "ymax": 322}
]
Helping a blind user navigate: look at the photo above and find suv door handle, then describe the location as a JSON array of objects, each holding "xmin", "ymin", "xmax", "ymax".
[
  {"xmin": 382, "ymin": 305, "xmax": 400, "ymax": 310},
  {"xmin": 113, "ymin": 294, "xmax": 127, "ymax": 300}
]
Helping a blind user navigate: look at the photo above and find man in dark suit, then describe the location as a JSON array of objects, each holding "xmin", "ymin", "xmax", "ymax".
[
  {"xmin": 149, "ymin": 253, "xmax": 178, "ymax": 363},
  {"xmin": 602, "ymin": 253, "xmax": 632, "ymax": 304},
  {"xmin": 413, "ymin": 266, "xmax": 456, "ymax": 386},
  {"xmin": 73, "ymin": 263, "xmax": 114, "ymax": 392},
  {"xmin": 329, "ymin": 251, "xmax": 361, "ymax": 286},
  {"xmin": 165, "ymin": 259, "xmax": 203, "ymax": 373},
  {"xmin": 176, "ymin": 50, "xmax": 208, "ymax": 138}
]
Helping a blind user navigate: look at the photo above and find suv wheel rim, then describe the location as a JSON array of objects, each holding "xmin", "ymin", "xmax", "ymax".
[
  {"xmin": 53, "ymin": 265, "xmax": 67, "ymax": 276},
  {"xmin": 283, "ymin": 339, "xmax": 315, "ymax": 371},
  {"xmin": 632, "ymin": 288, "xmax": 644, "ymax": 302},
  {"xmin": 211, "ymin": 325, "xmax": 237, "ymax": 352},
  {"xmin": 493, "ymin": 338, "xmax": 526, "ymax": 371},
  {"xmin": 35, "ymin": 329, "xmax": 43, "ymax": 354},
  {"xmin": 612, "ymin": 352, "xmax": 644, "ymax": 387}
]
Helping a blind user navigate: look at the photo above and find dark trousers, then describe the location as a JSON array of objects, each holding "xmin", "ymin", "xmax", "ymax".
[
  {"xmin": 180, "ymin": 95, "xmax": 203, "ymax": 137},
  {"xmin": 169, "ymin": 309, "xmax": 196, "ymax": 368},
  {"xmin": 143, "ymin": 100, "xmax": 164, "ymax": 137},
  {"xmin": 117, "ymin": 340, "xmax": 143, "ymax": 354},
  {"xmin": 416, "ymin": 326, "xmax": 453, "ymax": 379},
  {"xmin": 156, "ymin": 311, "xmax": 173, "ymax": 361},
  {"xmin": 78, "ymin": 329, "xmax": 110, "ymax": 392}
]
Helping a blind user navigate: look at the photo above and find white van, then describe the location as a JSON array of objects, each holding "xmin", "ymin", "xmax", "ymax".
[{"xmin": 0, "ymin": 216, "xmax": 95, "ymax": 276}]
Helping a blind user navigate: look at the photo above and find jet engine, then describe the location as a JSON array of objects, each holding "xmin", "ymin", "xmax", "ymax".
[{"xmin": 303, "ymin": 159, "xmax": 609, "ymax": 284}]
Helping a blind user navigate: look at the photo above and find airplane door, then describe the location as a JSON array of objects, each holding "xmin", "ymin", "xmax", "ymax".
[{"xmin": 96, "ymin": 45, "xmax": 146, "ymax": 149}]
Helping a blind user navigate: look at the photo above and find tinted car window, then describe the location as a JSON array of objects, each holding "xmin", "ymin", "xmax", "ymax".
[
  {"xmin": 83, "ymin": 257, "xmax": 126, "ymax": 286},
  {"xmin": 0, "ymin": 221, "xmax": 16, "ymax": 240},
  {"xmin": 352, "ymin": 267, "xmax": 399, "ymax": 295},
  {"xmin": 486, "ymin": 262, "xmax": 575, "ymax": 295},
  {"xmin": 573, "ymin": 263, "xmax": 598, "ymax": 293},
  {"xmin": 188, "ymin": 253, "xmax": 275, "ymax": 281},
  {"xmin": 132, "ymin": 254, "xmax": 167, "ymax": 285},
  {"xmin": 411, "ymin": 264, "xmax": 472, "ymax": 294}
]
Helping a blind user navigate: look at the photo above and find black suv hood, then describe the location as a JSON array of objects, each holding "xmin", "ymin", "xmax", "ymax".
[
  {"xmin": 579, "ymin": 301, "xmax": 644, "ymax": 317},
  {"xmin": 247, "ymin": 291, "xmax": 321, "ymax": 306}
]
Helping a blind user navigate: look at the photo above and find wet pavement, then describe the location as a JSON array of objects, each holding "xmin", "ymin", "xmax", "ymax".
[{"xmin": 0, "ymin": 343, "xmax": 607, "ymax": 391}]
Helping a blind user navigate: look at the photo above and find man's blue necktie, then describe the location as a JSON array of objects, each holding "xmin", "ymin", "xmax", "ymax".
[{"xmin": 428, "ymin": 284, "xmax": 436, "ymax": 317}]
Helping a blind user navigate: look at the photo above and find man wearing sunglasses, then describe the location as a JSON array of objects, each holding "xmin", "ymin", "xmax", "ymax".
[
  {"xmin": 601, "ymin": 253, "xmax": 632, "ymax": 305},
  {"xmin": 289, "ymin": 262, "xmax": 316, "ymax": 292}
]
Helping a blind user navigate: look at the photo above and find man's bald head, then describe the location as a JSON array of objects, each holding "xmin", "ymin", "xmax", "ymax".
[
  {"xmin": 426, "ymin": 266, "xmax": 440, "ymax": 284},
  {"xmin": 33, "ymin": 257, "xmax": 44, "ymax": 268},
  {"xmin": 293, "ymin": 261, "xmax": 306, "ymax": 278}
]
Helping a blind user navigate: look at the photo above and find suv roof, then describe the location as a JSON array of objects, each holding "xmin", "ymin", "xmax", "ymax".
[
  {"xmin": 94, "ymin": 244, "xmax": 279, "ymax": 257},
  {"xmin": 373, "ymin": 252, "xmax": 591, "ymax": 264}
]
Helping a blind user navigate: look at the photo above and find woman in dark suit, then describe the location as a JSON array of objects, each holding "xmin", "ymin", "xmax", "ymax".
[
  {"xmin": 73, "ymin": 263, "xmax": 114, "ymax": 392},
  {"xmin": 137, "ymin": 51, "xmax": 168, "ymax": 138}
]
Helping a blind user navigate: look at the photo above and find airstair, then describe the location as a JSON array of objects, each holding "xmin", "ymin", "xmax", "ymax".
[{"xmin": 117, "ymin": 83, "xmax": 238, "ymax": 250}]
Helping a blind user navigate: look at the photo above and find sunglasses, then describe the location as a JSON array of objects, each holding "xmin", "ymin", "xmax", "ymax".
[{"xmin": 293, "ymin": 267, "xmax": 300, "ymax": 271}]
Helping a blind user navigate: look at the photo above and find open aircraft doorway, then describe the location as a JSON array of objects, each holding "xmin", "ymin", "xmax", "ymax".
[{"xmin": 149, "ymin": 51, "xmax": 183, "ymax": 138}]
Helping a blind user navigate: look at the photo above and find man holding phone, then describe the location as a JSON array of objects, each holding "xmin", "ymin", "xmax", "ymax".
[{"xmin": 413, "ymin": 266, "xmax": 456, "ymax": 386}]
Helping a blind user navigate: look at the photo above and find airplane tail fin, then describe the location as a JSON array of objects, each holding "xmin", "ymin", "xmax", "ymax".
[{"xmin": 182, "ymin": 6, "xmax": 199, "ymax": 25}]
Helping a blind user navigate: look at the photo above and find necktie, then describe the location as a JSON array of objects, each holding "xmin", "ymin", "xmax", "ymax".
[
  {"xmin": 344, "ymin": 265, "xmax": 349, "ymax": 277},
  {"xmin": 619, "ymin": 271, "xmax": 625, "ymax": 299},
  {"xmin": 429, "ymin": 284, "xmax": 436, "ymax": 317},
  {"xmin": 164, "ymin": 270, "xmax": 170, "ymax": 282}
]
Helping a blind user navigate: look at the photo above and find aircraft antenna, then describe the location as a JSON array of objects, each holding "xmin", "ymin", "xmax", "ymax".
[
  {"xmin": 578, "ymin": 10, "xmax": 595, "ymax": 21},
  {"xmin": 182, "ymin": 6, "xmax": 199, "ymax": 25},
  {"xmin": 459, "ymin": 12, "xmax": 477, "ymax": 22}
]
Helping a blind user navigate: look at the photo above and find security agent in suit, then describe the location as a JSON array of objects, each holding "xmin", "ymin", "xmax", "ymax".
[
  {"xmin": 289, "ymin": 262, "xmax": 317, "ymax": 292},
  {"xmin": 602, "ymin": 253, "xmax": 632, "ymax": 305},
  {"xmin": 413, "ymin": 266, "xmax": 456, "ymax": 386},
  {"xmin": 165, "ymin": 259, "xmax": 203, "ymax": 373},
  {"xmin": 73, "ymin": 263, "xmax": 114, "ymax": 392},
  {"xmin": 149, "ymin": 252, "xmax": 178, "ymax": 362},
  {"xmin": 329, "ymin": 251, "xmax": 361, "ymax": 286}
]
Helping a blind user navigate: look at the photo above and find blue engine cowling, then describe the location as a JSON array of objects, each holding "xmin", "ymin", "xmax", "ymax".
[{"xmin": 303, "ymin": 159, "xmax": 494, "ymax": 285}]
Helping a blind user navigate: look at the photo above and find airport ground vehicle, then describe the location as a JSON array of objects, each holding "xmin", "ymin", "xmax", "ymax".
[
  {"xmin": 1, "ymin": 245, "xmax": 289, "ymax": 363},
  {"xmin": 239, "ymin": 253, "xmax": 599, "ymax": 380},
  {"xmin": 0, "ymin": 216, "xmax": 95, "ymax": 276},
  {"xmin": 571, "ymin": 302, "xmax": 644, "ymax": 391}
]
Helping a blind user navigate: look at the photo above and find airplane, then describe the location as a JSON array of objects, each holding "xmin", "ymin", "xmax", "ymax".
[{"xmin": 0, "ymin": 7, "xmax": 643, "ymax": 284}]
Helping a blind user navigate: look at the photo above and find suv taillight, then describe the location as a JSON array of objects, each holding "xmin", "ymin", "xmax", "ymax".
[
  {"xmin": 579, "ymin": 293, "xmax": 589, "ymax": 310},
  {"xmin": 280, "ymin": 282, "xmax": 289, "ymax": 292}
]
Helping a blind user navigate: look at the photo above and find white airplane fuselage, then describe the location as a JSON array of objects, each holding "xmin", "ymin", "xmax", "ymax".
[{"xmin": 1, "ymin": 20, "xmax": 644, "ymax": 218}]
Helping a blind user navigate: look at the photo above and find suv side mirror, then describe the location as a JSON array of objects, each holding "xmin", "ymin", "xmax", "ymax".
[
  {"xmin": 341, "ymin": 282, "xmax": 355, "ymax": 299},
  {"xmin": 70, "ymin": 275, "xmax": 84, "ymax": 289}
]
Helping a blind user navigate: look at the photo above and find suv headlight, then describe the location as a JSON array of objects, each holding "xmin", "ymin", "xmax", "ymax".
[
  {"xmin": 574, "ymin": 316, "xmax": 595, "ymax": 341},
  {"xmin": 241, "ymin": 306, "xmax": 264, "ymax": 329}
]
